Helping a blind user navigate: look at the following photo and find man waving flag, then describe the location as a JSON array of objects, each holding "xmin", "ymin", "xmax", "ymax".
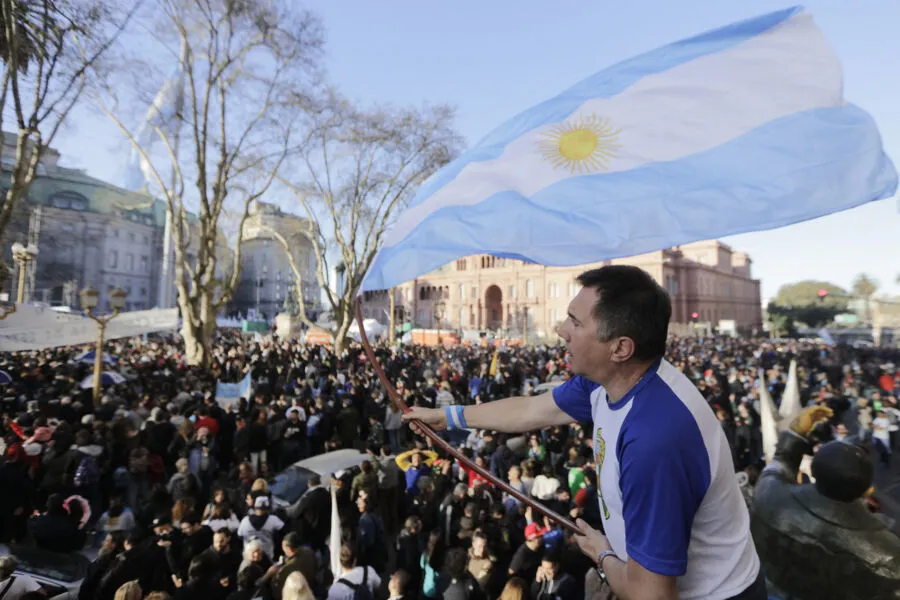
[{"xmin": 366, "ymin": 7, "xmax": 895, "ymax": 600}]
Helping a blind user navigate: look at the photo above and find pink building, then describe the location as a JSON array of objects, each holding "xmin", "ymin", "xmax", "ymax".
[{"xmin": 360, "ymin": 240, "xmax": 762, "ymax": 339}]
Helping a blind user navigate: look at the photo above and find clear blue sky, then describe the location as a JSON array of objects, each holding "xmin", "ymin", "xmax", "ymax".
[{"xmin": 54, "ymin": 0, "xmax": 899, "ymax": 302}]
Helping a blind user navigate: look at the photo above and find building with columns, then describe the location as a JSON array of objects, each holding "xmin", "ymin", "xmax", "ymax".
[{"xmin": 360, "ymin": 240, "xmax": 763, "ymax": 339}]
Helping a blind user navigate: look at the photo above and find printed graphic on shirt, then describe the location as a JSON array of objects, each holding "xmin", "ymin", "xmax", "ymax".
[{"xmin": 594, "ymin": 427, "xmax": 610, "ymax": 520}]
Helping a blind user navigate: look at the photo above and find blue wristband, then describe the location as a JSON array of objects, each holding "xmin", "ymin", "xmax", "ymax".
[{"xmin": 445, "ymin": 405, "xmax": 468, "ymax": 430}]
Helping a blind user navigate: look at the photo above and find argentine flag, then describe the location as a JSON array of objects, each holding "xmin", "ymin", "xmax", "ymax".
[{"xmin": 361, "ymin": 7, "xmax": 896, "ymax": 292}]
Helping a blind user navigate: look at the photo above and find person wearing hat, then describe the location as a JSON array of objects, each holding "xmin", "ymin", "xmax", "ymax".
[
  {"xmin": 405, "ymin": 266, "xmax": 764, "ymax": 600},
  {"xmin": 236, "ymin": 494, "xmax": 285, "ymax": 561},
  {"xmin": 508, "ymin": 521, "xmax": 546, "ymax": 583}
]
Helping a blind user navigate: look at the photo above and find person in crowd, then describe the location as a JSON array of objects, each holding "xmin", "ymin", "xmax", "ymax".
[
  {"xmin": 327, "ymin": 544, "xmax": 381, "ymax": 600},
  {"xmin": 236, "ymin": 495, "xmax": 284, "ymax": 560},
  {"xmin": 238, "ymin": 538, "xmax": 272, "ymax": 575}
]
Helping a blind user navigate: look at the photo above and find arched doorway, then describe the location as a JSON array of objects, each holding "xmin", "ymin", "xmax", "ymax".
[{"xmin": 485, "ymin": 285, "xmax": 503, "ymax": 330}]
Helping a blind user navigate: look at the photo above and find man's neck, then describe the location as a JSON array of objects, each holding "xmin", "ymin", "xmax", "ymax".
[{"xmin": 597, "ymin": 359, "xmax": 657, "ymax": 403}]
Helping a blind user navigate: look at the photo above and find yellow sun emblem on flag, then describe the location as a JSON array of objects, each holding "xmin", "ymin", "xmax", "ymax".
[{"xmin": 538, "ymin": 115, "xmax": 621, "ymax": 174}]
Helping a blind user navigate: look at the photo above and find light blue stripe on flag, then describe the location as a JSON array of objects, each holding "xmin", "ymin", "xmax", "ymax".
[{"xmin": 362, "ymin": 7, "xmax": 896, "ymax": 292}]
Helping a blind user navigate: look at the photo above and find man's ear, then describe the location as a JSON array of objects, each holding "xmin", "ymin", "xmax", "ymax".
[{"xmin": 609, "ymin": 337, "xmax": 636, "ymax": 364}]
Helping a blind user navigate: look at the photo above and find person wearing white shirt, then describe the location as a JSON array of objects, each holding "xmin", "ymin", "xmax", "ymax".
[{"xmin": 872, "ymin": 410, "xmax": 892, "ymax": 466}]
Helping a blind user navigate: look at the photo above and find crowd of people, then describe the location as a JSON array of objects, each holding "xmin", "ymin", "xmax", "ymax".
[{"xmin": 0, "ymin": 328, "xmax": 897, "ymax": 600}]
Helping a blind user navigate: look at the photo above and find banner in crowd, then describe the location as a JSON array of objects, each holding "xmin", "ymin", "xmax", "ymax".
[
  {"xmin": 0, "ymin": 308, "xmax": 179, "ymax": 352},
  {"xmin": 0, "ymin": 304, "xmax": 83, "ymax": 330},
  {"xmin": 215, "ymin": 373, "xmax": 253, "ymax": 409}
]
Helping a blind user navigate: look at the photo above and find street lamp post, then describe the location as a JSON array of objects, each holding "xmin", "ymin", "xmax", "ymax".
[
  {"xmin": 80, "ymin": 286, "xmax": 128, "ymax": 407},
  {"xmin": 11, "ymin": 242, "xmax": 38, "ymax": 304},
  {"xmin": 434, "ymin": 301, "xmax": 446, "ymax": 346}
]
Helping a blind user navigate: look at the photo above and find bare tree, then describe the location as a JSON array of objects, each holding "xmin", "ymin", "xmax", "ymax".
[
  {"xmin": 0, "ymin": 0, "xmax": 138, "ymax": 289},
  {"xmin": 98, "ymin": 0, "xmax": 323, "ymax": 365},
  {"xmin": 270, "ymin": 92, "xmax": 462, "ymax": 354}
]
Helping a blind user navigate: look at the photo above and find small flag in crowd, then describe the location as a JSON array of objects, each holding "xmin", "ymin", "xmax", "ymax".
[
  {"xmin": 488, "ymin": 349, "xmax": 499, "ymax": 377},
  {"xmin": 778, "ymin": 359, "xmax": 803, "ymax": 427},
  {"xmin": 362, "ymin": 6, "xmax": 896, "ymax": 292},
  {"xmin": 215, "ymin": 372, "xmax": 253, "ymax": 410},
  {"xmin": 329, "ymin": 483, "xmax": 342, "ymax": 578},
  {"xmin": 758, "ymin": 369, "xmax": 781, "ymax": 462}
]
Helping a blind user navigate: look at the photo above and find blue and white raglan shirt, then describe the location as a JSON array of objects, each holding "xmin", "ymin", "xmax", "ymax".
[{"xmin": 553, "ymin": 359, "xmax": 760, "ymax": 600}]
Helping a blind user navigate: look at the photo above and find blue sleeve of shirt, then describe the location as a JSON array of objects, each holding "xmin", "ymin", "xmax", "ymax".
[
  {"xmin": 617, "ymin": 385, "xmax": 711, "ymax": 577},
  {"xmin": 551, "ymin": 376, "xmax": 598, "ymax": 423}
]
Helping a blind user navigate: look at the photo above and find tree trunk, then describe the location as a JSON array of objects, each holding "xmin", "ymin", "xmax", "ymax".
[
  {"xmin": 179, "ymin": 291, "xmax": 217, "ymax": 367},
  {"xmin": 331, "ymin": 301, "xmax": 354, "ymax": 355}
]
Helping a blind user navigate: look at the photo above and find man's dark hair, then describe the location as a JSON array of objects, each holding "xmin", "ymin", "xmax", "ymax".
[
  {"xmin": 576, "ymin": 265, "xmax": 671, "ymax": 361},
  {"xmin": 283, "ymin": 531, "xmax": 301, "ymax": 550},
  {"xmin": 541, "ymin": 551, "xmax": 560, "ymax": 565}
]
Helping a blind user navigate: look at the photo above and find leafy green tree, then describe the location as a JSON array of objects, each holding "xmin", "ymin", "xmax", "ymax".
[
  {"xmin": 773, "ymin": 281, "xmax": 848, "ymax": 309},
  {"xmin": 770, "ymin": 281, "xmax": 848, "ymax": 328},
  {"xmin": 766, "ymin": 303, "xmax": 796, "ymax": 337}
]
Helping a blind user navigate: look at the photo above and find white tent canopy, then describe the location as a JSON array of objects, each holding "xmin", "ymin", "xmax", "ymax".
[{"xmin": 348, "ymin": 318, "xmax": 386, "ymax": 341}]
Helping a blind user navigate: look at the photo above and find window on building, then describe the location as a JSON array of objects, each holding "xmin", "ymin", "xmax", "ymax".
[
  {"xmin": 128, "ymin": 232, "xmax": 136, "ymax": 242},
  {"xmin": 112, "ymin": 229, "xmax": 119, "ymax": 238},
  {"xmin": 526, "ymin": 279, "xmax": 534, "ymax": 298},
  {"xmin": 61, "ymin": 223, "xmax": 75, "ymax": 233},
  {"xmin": 108, "ymin": 250, "xmax": 118, "ymax": 269},
  {"xmin": 141, "ymin": 256, "xmax": 149, "ymax": 272},
  {"xmin": 143, "ymin": 235, "xmax": 149, "ymax": 245},
  {"xmin": 548, "ymin": 282, "xmax": 559, "ymax": 298},
  {"xmin": 458, "ymin": 284, "xmax": 464, "ymax": 300},
  {"xmin": 458, "ymin": 307, "xmax": 464, "ymax": 326},
  {"xmin": 126, "ymin": 253, "xmax": 134, "ymax": 271},
  {"xmin": 50, "ymin": 191, "xmax": 88, "ymax": 210},
  {"xmin": 509, "ymin": 285, "xmax": 517, "ymax": 299},
  {"xmin": 471, "ymin": 285, "xmax": 478, "ymax": 299},
  {"xmin": 140, "ymin": 287, "xmax": 147, "ymax": 297},
  {"xmin": 568, "ymin": 282, "xmax": 578, "ymax": 297},
  {"xmin": 549, "ymin": 308, "xmax": 558, "ymax": 327}
]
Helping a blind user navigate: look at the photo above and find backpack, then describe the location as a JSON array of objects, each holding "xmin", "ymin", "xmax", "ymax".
[
  {"xmin": 337, "ymin": 567, "xmax": 374, "ymax": 600},
  {"xmin": 73, "ymin": 454, "xmax": 100, "ymax": 487}
]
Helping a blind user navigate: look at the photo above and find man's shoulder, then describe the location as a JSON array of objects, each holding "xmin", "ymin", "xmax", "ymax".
[{"xmin": 620, "ymin": 373, "xmax": 713, "ymax": 458}]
